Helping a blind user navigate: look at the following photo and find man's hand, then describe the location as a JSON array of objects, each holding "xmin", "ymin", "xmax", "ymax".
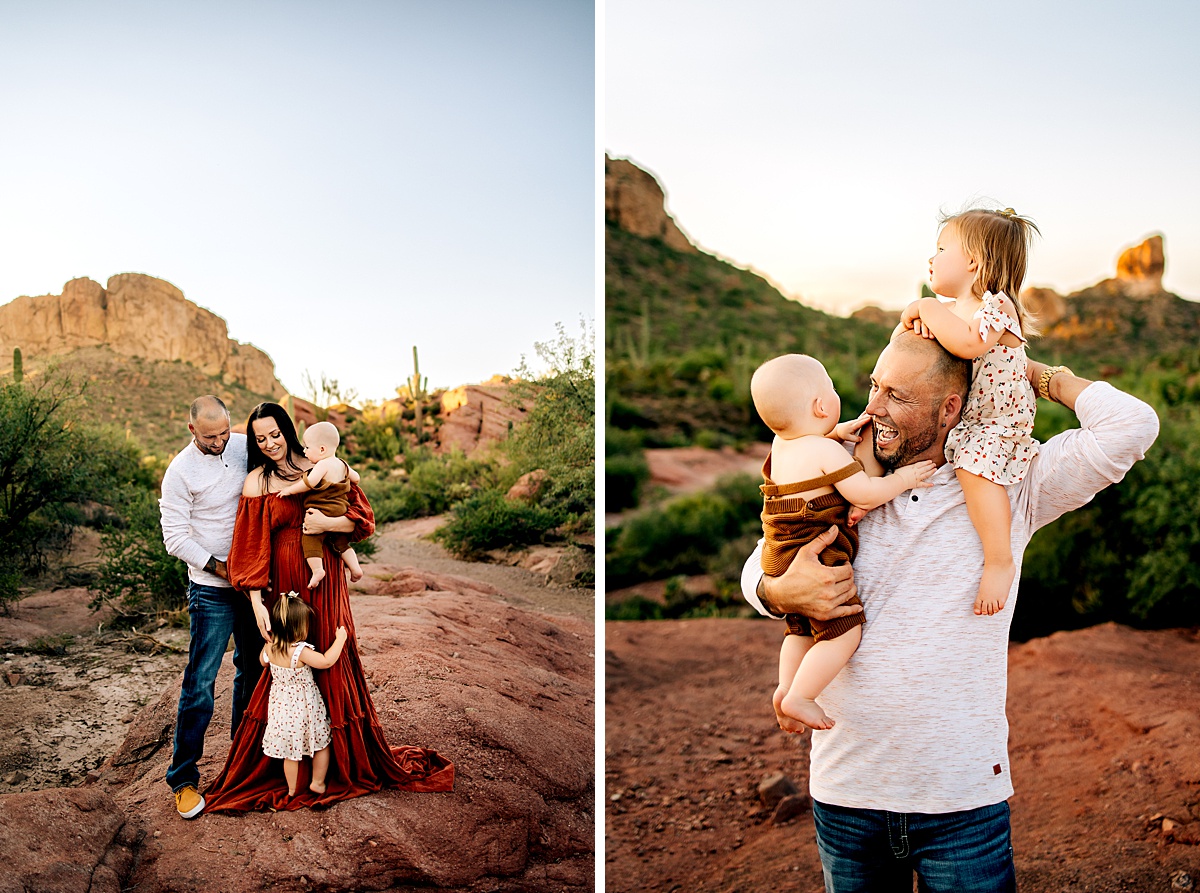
[
  {"xmin": 760, "ymin": 526, "xmax": 860, "ymax": 621},
  {"xmin": 203, "ymin": 555, "xmax": 229, "ymax": 581}
]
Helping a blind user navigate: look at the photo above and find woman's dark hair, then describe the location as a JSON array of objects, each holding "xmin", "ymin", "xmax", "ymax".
[{"xmin": 245, "ymin": 402, "xmax": 306, "ymax": 491}]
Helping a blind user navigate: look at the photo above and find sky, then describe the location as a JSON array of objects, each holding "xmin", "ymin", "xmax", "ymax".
[
  {"xmin": 606, "ymin": 0, "xmax": 1200, "ymax": 316},
  {"xmin": 0, "ymin": 0, "xmax": 595, "ymax": 402}
]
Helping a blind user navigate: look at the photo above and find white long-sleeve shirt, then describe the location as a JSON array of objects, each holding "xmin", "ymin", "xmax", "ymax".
[
  {"xmin": 159, "ymin": 433, "xmax": 248, "ymax": 588},
  {"xmin": 742, "ymin": 382, "xmax": 1158, "ymax": 813}
]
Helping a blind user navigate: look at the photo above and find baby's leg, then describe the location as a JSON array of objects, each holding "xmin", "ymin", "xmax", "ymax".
[
  {"xmin": 340, "ymin": 547, "xmax": 363, "ymax": 583},
  {"xmin": 781, "ymin": 625, "xmax": 862, "ymax": 730},
  {"xmin": 774, "ymin": 634, "xmax": 811, "ymax": 732},
  {"xmin": 306, "ymin": 555, "xmax": 326, "ymax": 590},
  {"xmin": 957, "ymin": 469, "xmax": 1015, "ymax": 616},
  {"xmin": 310, "ymin": 746, "xmax": 330, "ymax": 794},
  {"xmin": 283, "ymin": 758, "xmax": 299, "ymax": 797}
]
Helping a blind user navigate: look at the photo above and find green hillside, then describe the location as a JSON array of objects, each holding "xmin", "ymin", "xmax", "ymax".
[
  {"xmin": 605, "ymin": 221, "xmax": 1200, "ymax": 638},
  {"xmin": 605, "ymin": 222, "xmax": 893, "ymax": 446},
  {"xmin": 23, "ymin": 346, "xmax": 279, "ymax": 460}
]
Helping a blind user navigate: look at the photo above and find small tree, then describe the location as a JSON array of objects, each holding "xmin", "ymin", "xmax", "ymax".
[
  {"xmin": 505, "ymin": 319, "xmax": 596, "ymax": 523},
  {"xmin": 0, "ymin": 373, "xmax": 139, "ymax": 607}
]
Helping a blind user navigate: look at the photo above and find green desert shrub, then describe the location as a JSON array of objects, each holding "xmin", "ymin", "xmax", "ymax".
[
  {"xmin": 91, "ymin": 488, "xmax": 190, "ymax": 616},
  {"xmin": 434, "ymin": 490, "xmax": 557, "ymax": 557},
  {"xmin": 0, "ymin": 373, "xmax": 141, "ymax": 608},
  {"xmin": 605, "ymin": 452, "xmax": 649, "ymax": 512},
  {"xmin": 605, "ymin": 472, "xmax": 761, "ymax": 589}
]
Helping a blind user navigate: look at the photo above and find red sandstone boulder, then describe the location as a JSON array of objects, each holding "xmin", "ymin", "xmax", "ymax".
[{"xmin": 0, "ymin": 580, "xmax": 594, "ymax": 892}]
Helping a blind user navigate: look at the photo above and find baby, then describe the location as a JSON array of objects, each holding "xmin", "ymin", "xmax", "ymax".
[
  {"xmin": 277, "ymin": 421, "xmax": 364, "ymax": 588},
  {"xmin": 751, "ymin": 354, "xmax": 936, "ymax": 730}
]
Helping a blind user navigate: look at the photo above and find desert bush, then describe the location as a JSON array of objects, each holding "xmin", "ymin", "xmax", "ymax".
[
  {"xmin": 502, "ymin": 319, "xmax": 595, "ymax": 529},
  {"xmin": 91, "ymin": 488, "xmax": 190, "ymax": 617},
  {"xmin": 605, "ymin": 472, "xmax": 761, "ymax": 589},
  {"xmin": 0, "ymin": 373, "xmax": 141, "ymax": 608},
  {"xmin": 434, "ymin": 490, "xmax": 557, "ymax": 557},
  {"xmin": 605, "ymin": 453, "xmax": 649, "ymax": 512},
  {"xmin": 361, "ymin": 449, "xmax": 495, "ymax": 525}
]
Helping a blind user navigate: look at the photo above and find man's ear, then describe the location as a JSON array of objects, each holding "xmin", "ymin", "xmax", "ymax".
[{"xmin": 940, "ymin": 393, "xmax": 964, "ymax": 429}]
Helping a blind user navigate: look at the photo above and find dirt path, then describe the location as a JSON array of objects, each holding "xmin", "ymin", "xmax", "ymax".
[
  {"xmin": 606, "ymin": 618, "xmax": 1200, "ymax": 893},
  {"xmin": 0, "ymin": 520, "xmax": 594, "ymax": 797},
  {"xmin": 370, "ymin": 517, "xmax": 594, "ymax": 620}
]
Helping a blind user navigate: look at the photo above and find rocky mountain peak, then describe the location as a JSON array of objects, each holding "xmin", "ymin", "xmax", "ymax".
[
  {"xmin": 1115, "ymin": 234, "xmax": 1165, "ymax": 296},
  {"xmin": 0, "ymin": 273, "xmax": 282, "ymax": 395},
  {"xmin": 605, "ymin": 155, "xmax": 697, "ymax": 253}
]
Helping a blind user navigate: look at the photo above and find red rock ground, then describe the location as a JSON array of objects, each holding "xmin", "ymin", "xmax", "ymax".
[{"xmin": 605, "ymin": 619, "xmax": 1200, "ymax": 892}]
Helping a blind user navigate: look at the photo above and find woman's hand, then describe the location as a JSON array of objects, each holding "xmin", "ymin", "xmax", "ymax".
[
  {"xmin": 303, "ymin": 508, "xmax": 355, "ymax": 536},
  {"xmin": 249, "ymin": 590, "xmax": 271, "ymax": 641}
]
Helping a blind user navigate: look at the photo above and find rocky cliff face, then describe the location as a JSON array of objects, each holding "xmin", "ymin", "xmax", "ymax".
[
  {"xmin": 1022, "ymin": 234, "xmax": 1185, "ymax": 341},
  {"xmin": 605, "ymin": 156, "xmax": 697, "ymax": 253},
  {"xmin": 437, "ymin": 377, "xmax": 530, "ymax": 455},
  {"xmin": 0, "ymin": 274, "xmax": 282, "ymax": 395}
]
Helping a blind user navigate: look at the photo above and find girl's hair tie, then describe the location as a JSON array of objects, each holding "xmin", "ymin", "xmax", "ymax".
[{"xmin": 999, "ymin": 207, "xmax": 1016, "ymax": 218}]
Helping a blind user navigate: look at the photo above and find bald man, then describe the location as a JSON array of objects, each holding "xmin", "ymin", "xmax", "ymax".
[
  {"xmin": 159, "ymin": 395, "xmax": 259, "ymax": 819},
  {"xmin": 742, "ymin": 333, "xmax": 1158, "ymax": 891}
]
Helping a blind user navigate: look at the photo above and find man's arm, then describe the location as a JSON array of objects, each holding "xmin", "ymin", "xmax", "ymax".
[
  {"xmin": 741, "ymin": 527, "xmax": 862, "ymax": 620},
  {"xmin": 1021, "ymin": 361, "xmax": 1159, "ymax": 531},
  {"xmin": 159, "ymin": 466, "xmax": 217, "ymax": 574}
]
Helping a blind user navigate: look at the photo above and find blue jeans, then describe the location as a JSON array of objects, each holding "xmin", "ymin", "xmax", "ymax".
[
  {"xmin": 165, "ymin": 582, "xmax": 264, "ymax": 792},
  {"xmin": 812, "ymin": 799, "xmax": 1016, "ymax": 893}
]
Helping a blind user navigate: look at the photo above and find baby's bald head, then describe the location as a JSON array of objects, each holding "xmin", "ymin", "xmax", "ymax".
[
  {"xmin": 304, "ymin": 421, "xmax": 340, "ymax": 452},
  {"xmin": 751, "ymin": 354, "xmax": 836, "ymax": 436}
]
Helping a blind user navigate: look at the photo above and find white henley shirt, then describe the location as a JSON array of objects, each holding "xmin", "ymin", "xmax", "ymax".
[
  {"xmin": 159, "ymin": 433, "xmax": 248, "ymax": 588},
  {"xmin": 741, "ymin": 382, "xmax": 1158, "ymax": 813}
]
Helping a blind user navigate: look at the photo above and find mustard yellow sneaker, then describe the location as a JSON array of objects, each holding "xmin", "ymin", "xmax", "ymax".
[{"xmin": 174, "ymin": 785, "xmax": 205, "ymax": 819}]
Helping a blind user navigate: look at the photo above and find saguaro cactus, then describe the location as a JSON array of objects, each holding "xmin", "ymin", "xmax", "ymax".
[
  {"xmin": 409, "ymin": 346, "xmax": 428, "ymax": 430},
  {"xmin": 12, "ymin": 347, "xmax": 22, "ymax": 383}
]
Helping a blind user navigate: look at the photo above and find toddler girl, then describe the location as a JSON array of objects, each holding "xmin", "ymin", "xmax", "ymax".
[
  {"xmin": 261, "ymin": 592, "xmax": 348, "ymax": 796},
  {"xmin": 901, "ymin": 207, "xmax": 1040, "ymax": 616}
]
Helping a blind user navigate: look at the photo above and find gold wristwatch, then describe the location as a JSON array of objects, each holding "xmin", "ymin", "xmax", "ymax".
[{"xmin": 1037, "ymin": 365, "xmax": 1073, "ymax": 402}]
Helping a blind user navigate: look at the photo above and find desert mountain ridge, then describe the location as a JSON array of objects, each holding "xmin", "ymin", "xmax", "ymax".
[
  {"xmin": 0, "ymin": 273, "xmax": 527, "ymax": 458},
  {"xmin": 605, "ymin": 153, "xmax": 1187, "ymax": 329},
  {"xmin": 0, "ymin": 273, "xmax": 283, "ymax": 395}
]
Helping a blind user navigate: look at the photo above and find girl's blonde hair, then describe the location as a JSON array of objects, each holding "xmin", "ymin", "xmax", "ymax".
[
  {"xmin": 269, "ymin": 593, "xmax": 314, "ymax": 658},
  {"xmin": 940, "ymin": 207, "xmax": 1041, "ymax": 336}
]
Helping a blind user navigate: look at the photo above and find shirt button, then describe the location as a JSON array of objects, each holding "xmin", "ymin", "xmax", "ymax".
[{"xmin": 911, "ymin": 494, "xmax": 919, "ymax": 502}]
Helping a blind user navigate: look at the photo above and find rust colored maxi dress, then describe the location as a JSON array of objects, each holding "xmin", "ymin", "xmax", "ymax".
[{"xmin": 204, "ymin": 485, "xmax": 454, "ymax": 811}]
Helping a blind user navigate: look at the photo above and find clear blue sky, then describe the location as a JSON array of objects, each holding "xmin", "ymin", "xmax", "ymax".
[
  {"xmin": 607, "ymin": 0, "xmax": 1199, "ymax": 316},
  {"xmin": 0, "ymin": 0, "xmax": 595, "ymax": 401}
]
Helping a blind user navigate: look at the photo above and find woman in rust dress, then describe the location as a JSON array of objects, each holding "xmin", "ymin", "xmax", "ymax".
[{"xmin": 204, "ymin": 402, "xmax": 453, "ymax": 811}]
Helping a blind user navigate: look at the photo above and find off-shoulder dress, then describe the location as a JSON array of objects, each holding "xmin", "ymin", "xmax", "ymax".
[{"xmin": 204, "ymin": 485, "xmax": 454, "ymax": 811}]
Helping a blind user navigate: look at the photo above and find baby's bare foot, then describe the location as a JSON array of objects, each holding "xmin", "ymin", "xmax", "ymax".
[
  {"xmin": 309, "ymin": 780, "xmax": 327, "ymax": 795},
  {"xmin": 307, "ymin": 567, "xmax": 326, "ymax": 590},
  {"xmin": 973, "ymin": 563, "xmax": 1015, "ymax": 616},
  {"xmin": 780, "ymin": 693, "xmax": 835, "ymax": 730}
]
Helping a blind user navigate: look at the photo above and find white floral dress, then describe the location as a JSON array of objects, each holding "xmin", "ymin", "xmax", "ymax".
[
  {"xmin": 261, "ymin": 642, "xmax": 332, "ymax": 760},
  {"xmin": 944, "ymin": 291, "xmax": 1038, "ymax": 484}
]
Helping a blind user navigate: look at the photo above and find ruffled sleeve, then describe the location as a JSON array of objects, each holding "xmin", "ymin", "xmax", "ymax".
[
  {"xmin": 228, "ymin": 496, "xmax": 274, "ymax": 591},
  {"xmin": 344, "ymin": 482, "xmax": 375, "ymax": 542},
  {"xmin": 973, "ymin": 290, "xmax": 1025, "ymax": 342}
]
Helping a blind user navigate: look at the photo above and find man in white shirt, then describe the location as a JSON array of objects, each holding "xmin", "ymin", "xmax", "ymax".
[
  {"xmin": 159, "ymin": 396, "xmax": 258, "ymax": 819},
  {"xmin": 742, "ymin": 332, "xmax": 1158, "ymax": 892}
]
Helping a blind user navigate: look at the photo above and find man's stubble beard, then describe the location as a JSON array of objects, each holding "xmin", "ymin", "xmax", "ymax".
[{"xmin": 873, "ymin": 410, "xmax": 942, "ymax": 471}]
